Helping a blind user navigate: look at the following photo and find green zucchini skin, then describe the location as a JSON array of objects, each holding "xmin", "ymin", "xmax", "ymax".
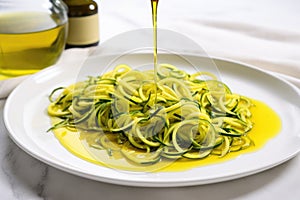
[{"xmin": 48, "ymin": 64, "xmax": 254, "ymax": 165}]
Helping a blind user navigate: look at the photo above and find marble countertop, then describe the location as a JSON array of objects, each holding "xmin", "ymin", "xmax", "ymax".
[{"xmin": 1, "ymin": 0, "xmax": 300, "ymax": 199}]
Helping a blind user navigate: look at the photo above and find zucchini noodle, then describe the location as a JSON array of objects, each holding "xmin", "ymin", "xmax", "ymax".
[{"xmin": 47, "ymin": 64, "xmax": 254, "ymax": 165}]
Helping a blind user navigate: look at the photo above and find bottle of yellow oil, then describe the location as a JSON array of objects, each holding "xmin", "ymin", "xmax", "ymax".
[{"xmin": 0, "ymin": 0, "xmax": 68, "ymax": 80}]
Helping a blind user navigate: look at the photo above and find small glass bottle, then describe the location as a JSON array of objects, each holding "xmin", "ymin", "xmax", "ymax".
[{"xmin": 63, "ymin": 0, "xmax": 100, "ymax": 48}]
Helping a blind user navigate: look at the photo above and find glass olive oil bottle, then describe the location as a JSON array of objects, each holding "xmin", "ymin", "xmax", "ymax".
[
  {"xmin": 0, "ymin": 0, "xmax": 68, "ymax": 79},
  {"xmin": 63, "ymin": 0, "xmax": 100, "ymax": 48}
]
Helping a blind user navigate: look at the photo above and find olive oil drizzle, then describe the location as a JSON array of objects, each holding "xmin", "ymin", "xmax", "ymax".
[{"xmin": 151, "ymin": 0, "xmax": 159, "ymax": 107}]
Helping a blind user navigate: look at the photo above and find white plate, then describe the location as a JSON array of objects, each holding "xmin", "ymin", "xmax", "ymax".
[{"xmin": 4, "ymin": 53, "xmax": 300, "ymax": 187}]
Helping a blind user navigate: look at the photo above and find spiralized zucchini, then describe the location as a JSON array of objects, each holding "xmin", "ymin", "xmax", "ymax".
[{"xmin": 48, "ymin": 64, "xmax": 254, "ymax": 164}]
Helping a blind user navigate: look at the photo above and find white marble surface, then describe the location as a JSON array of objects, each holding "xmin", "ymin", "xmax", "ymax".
[{"xmin": 1, "ymin": 0, "xmax": 300, "ymax": 199}]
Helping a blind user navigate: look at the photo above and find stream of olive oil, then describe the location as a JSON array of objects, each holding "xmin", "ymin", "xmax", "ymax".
[
  {"xmin": 151, "ymin": 0, "xmax": 159, "ymax": 106},
  {"xmin": 52, "ymin": 99, "xmax": 281, "ymax": 172},
  {"xmin": 0, "ymin": 12, "xmax": 66, "ymax": 79}
]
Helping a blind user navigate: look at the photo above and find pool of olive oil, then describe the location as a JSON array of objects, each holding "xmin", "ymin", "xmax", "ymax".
[
  {"xmin": 51, "ymin": 99, "xmax": 281, "ymax": 172},
  {"xmin": 0, "ymin": 12, "xmax": 67, "ymax": 79}
]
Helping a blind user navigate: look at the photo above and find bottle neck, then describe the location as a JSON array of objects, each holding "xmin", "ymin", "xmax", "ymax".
[
  {"xmin": 63, "ymin": 0, "xmax": 95, "ymax": 5},
  {"xmin": 63, "ymin": 0, "xmax": 98, "ymax": 17}
]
